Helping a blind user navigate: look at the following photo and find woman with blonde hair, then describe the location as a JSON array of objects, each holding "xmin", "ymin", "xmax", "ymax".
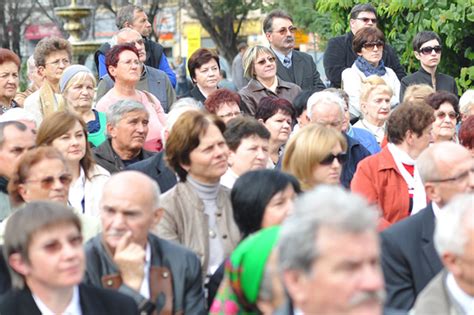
[
  {"xmin": 36, "ymin": 111, "xmax": 110, "ymax": 216},
  {"xmin": 239, "ymin": 45, "xmax": 301, "ymax": 115},
  {"xmin": 402, "ymin": 83, "xmax": 434, "ymax": 103},
  {"xmin": 354, "ymin": 76, "xmax": 393, "ymax": 144},
  {"xmin": 282, "ymin": 124, "xmax": 347, "ymax": 190}
]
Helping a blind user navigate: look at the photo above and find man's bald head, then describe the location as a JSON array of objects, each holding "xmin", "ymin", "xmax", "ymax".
[{"xmin": 114, "ymin": 28, "xmax": 146, "ymax": 62}]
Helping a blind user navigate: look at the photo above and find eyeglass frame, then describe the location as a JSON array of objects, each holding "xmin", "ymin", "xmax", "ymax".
[
  {"xmin": 419, "ymin": 45, "xmax": 442, "ymax": 55},
  {"xmin": 434, "ymin": 110, "xmax": 459, "ymax": 120},
  {"xmin": 362, "ymin": 40, "xmax": 385, "ymax": 51},
  {"xmin": 24, "ymin": 173, "xmax": 73, "ymax": 190},
  {"xmin": 320, "ymin": 153, "xmax": 348, "ymax": 166},
  {"xmin": 271, "ymin": 26, "xmax": 298, "ymax": 36},
  {"xmin": 429, "ymin": 168, "xmax": 474, "ymax": 183},
  {"xmin": 354, "ymin": 17, "xmax": 378, "ymax": 24},
  {"xmin": 255, "ymin": 56, "xmax": 276, "ymax": 66}
]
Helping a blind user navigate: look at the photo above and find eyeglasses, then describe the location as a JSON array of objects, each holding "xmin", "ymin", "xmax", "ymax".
[
  {"xmin": 127, "ymin": 39, "xmax": 144, "ymax": 46},
  {"xmin": 435, "ymin": 111, "xmax": 458, "ymax": 120},
  {"xmin": 45, "ymin": 58, "xmax": 70, "ymax": 67},
  {"xmin": 419, "ymin": 45, "xmax": 442, "ymax": 55},
  {"xmin": 273, "ymin": 26, "xmax": 297, "ymax": 36},
  {"xmin": 355, "ymin": 17, "xmax": 378, "ymax": 24},
  {"xmin": 118, "ymin": 59, "xmax": 141, "ymax": 67},
  {"xmin": 362, "ymin": 40, "xmax": 384, "ymax": 51},
  {"xmin": 430, "ymin": 168, "xmax": 473, "ymax": 183},
  {"xmin": 218, "ymin": 111, "xmax": 242, "ymax": 119},
  {"xmin": 25, "ymin": 173, "xmax": 73, "ymax": 189},
  {"xmin": 320, "ymin": 153, "xmax": 347, "ymax": 166},
  {"xmin": 256, "ymin": 56, "xmax": 276, "ymax": 66}
]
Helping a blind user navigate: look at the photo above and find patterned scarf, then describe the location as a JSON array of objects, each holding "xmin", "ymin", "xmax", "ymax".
[
  {"xmin": 355, "ymin": 56, "xmax": 387, "ymax": 77},
  {"xmin": 39, "ymin": 81, "xmax": 64, "ymax": 118}
]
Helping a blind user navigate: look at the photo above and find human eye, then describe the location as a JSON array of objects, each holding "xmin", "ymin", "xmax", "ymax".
[
  {"xmin": 0, "ymin": 73, "xmax": 7, "ymax": 78},
  {"xmin": 43, "ymin": 240, "xmax": 62, "ymax": 253},
  {"xmin": 69, "ymin": 235, "xmax": 83, "ymax": 246},
  {"xmin": 60, "ymin": 134, "xmax": 70, "ymax": 140}
]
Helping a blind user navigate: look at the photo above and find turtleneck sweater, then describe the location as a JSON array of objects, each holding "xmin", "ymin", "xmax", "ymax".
[{"xmin": 187, "ymin": 175, "xmax": 224, "ymax": 275}]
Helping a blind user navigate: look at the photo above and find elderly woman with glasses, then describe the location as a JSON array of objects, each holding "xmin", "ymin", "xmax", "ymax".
[
  {"xmin": 342, "ymin": 27, "xmax": 400, "ymax": 120},
  {"xmin": 426, "ymin": 91, "xmax": 460, "ymax": 143},
  {"xmin": 96, "ymin": 44, "xmax": 166, "ymax": 152},
  {"xmin": 239, "ymin": 45, "xmax": 301, "ymax": 116},
  {"xmin": 3, "ymin": 146, "xmax": 100, "ymax": 242},
  {"xmin": 0, "ymin": 49, "xmax": 21, "ymax": 116},
  {"xmin": 204, "ymin": 88, "xmax": 242, "ymax": 124}
]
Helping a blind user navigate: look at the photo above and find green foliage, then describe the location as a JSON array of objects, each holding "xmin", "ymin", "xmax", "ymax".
[{"xmin": 287, "ymin": 0, "xmax": 473, "ymax": 94}]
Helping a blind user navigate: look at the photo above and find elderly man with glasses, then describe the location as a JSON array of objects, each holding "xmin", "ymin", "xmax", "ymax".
[{"xmin": 263, "ymin": 9, "xmax": 325, "ymax": 91}]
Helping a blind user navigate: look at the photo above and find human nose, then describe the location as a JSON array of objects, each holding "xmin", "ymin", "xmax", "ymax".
[
  {"xmin": 359, "ymin": 264, "xmax": 384, "ymax": 292},
  {"xmin": 468, "ymin": 169, "xmax": 474, "ymax": 191}
]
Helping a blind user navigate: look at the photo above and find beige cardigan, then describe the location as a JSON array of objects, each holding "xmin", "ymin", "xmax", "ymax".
[{"xmin": 153, "ymin": 180, "xmax": 240, "ymax": 278}]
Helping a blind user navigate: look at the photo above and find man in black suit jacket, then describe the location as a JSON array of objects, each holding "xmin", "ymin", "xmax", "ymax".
[
  {"xmin": 381, "ymin": 142, "xmax": 474, "ymax": 310},
  {"xmin": 263, "ymin": 10, "xmax": 326, "ymax": 91},
  {"xmin": 0, "ymin": 201, "xmax": 138, "ymax": 314},
  {"xmin": 323, "ymin": 3, "xmax": 406, "ymax": 88}
]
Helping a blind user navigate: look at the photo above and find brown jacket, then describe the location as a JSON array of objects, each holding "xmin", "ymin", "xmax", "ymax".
[
  {"xmin": 238, "ymin": 78, "xmax": 301, "ymax": 115},
  {"xmin": 154, "ymin": 181, "xmax": 240, "ymax": 278}
]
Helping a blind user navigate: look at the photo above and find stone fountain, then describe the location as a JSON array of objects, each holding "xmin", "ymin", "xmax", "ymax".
[{"xmin": 55, "ymin": 0, "xmax": 104, "ymax": 65}]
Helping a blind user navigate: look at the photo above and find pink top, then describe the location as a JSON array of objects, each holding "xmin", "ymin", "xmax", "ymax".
[{"xmin": 96, "ymin": 89, "xmax": 167, "ymax": 152}]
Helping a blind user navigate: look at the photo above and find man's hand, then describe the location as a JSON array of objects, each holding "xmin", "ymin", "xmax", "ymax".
[{"xmin": 113, "ymin": 231, "xmax": 146, "ymax": 291}]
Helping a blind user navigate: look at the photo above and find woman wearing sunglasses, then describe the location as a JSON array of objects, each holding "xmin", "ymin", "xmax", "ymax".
[
  {"xmin": 342, "ymin": 27, "xmax": 400, "ymax": 121},
  {"xmin": 282, "ymin": 123, "xmax": 347, "ymax": 190},
  {"xmin": 36, "ymin": 111, "xmax": 110, "ymax": 217},
  {"xmin": 426, "ymin": 91, "xmax": 460, "ymax": 143},
  {"xmin": 239, "ymin": 45, "xmax": 301, "ymax": 116},
  {"xmin": 5, "ymin": 146, "xmax": 100, "ymax": 241},
  {"xmin": 400, "ymin": 31, "xmax": 457, "ymax": 102}
]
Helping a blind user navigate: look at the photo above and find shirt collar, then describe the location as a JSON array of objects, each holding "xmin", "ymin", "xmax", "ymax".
[
  {"xmin": 272, "ymin": 48, "xmax": 292, "ymax": 65},
  {"xmin": 446, "ymin": 272, "xmax": 474, "ymax": 313},
  {"xmin": 33, "ymin": 285, "xmax": 82, "ymax": 315},
  {"xmin": 432, "ymin": 202, "xmax": 442, "ymax": 219}
]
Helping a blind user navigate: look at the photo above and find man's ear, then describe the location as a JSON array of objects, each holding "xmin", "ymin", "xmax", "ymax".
[
  {"xmin": 282, "ymin": 270, "xmax": 308, "ymax": 307},
  {"xmin": 152, "ymin": 207, "xmax": 164, "ymax": 226},
  {"xmin": 441, "ymin": 252, "xmax": 461, "ymax": 276},
  {"xmin": 106, "ymin": 123, "xmax": 116, "ymax": 139},
  {"xmin": 8, "ymin": 253, "xmax": 30, "ymax": 277}
]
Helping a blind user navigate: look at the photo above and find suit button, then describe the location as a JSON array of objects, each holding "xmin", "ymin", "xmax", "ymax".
[
  {"xmin": 107, "ymin": 279, "xmax": 113, "ymax": 286},
  {"xmin": 222, "ymin": 234, "xmax": 228, "ymax": 239},
  {"xmin": 216, "ymin": 213, "xmax": 222, "ymax": 217},
  {"xmin": 162, "ymin": 271, "xmax": 169, "ymax": 278}
]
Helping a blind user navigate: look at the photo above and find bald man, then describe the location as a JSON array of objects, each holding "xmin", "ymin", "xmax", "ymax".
[
  {"xmin": 381, "ymin": 142, "xmax": 474, "ymax": 310},
  {"xmin": 96, "ymin": 28, "xmax": 175, "ymax": 113},
  {"xmin": 84, "ymin": 171, "xmax": 206, "ymax": 315}
]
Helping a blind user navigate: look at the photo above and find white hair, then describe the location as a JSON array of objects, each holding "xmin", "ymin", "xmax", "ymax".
[
  {"xmin": 434, "ymin": 193, "xmax": 474, "ymax": 256},
  {"xmin": 306, "ymin": 90, "xmax": 345, "ymax": 120},
  {"xmin": 0, "ymin": 108, "xmax": 37, "ymax": 126},
  {"xmin": 459, "ymin": 89, "xmax": 474, "ymax": 116}
]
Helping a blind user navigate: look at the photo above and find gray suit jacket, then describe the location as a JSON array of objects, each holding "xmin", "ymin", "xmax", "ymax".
[
  {"xmin": 274, "ymin": 49, "xmax": 326, "ymax": 91},
  {"xmin": 412, "ymin": 270, "xmax": 466, "ymax": 315}
]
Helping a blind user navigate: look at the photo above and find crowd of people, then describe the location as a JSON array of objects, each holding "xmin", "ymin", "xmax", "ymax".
[{"xmin": 0, "ymin": 3, "xmax": 473, "ymax": 315}]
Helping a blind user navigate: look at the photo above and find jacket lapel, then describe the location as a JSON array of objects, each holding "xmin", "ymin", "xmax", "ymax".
[
  {"xmin": 292, "ymin": 52, "xmax": 305, "ymax": 86},
  {"xmin": 420, "ymin": 204, "xmax": 443, "ymax": 275}
]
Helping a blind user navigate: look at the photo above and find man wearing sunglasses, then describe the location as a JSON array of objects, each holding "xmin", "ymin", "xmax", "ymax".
[
  {"xmin": 96, "ymin": 28, "xmax": 176, "ymax": 113},
  {"xmin": 400, "ymin": 31, "xmax": 458, "ymax": 101},
  {"xmin": 324, "ymin": 3, "xmax": 406, "ymax": 88},
  {"xmin": 380, "ymin": 142, "xmax": 473, "ymax": 311},
  {"xmin": 263, "ymin": 10, "xmax": 326, "ymax": 92}
]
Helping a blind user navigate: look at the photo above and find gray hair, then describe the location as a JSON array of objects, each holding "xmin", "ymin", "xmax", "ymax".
[
  {"xmin": 278, "ymin": 185, "xmax": 378, "ymax": 273},
  {"xmin": 115, "ymin": 5, "xmax": 144, "ymax": 30},
  {"xmin": 106, "ymin": 99, "xmax": 149, "ymax": 127},
  {"xmin": 110, "ymin": 27, "xmax": 141, "ymax": 47},
  {"xmin": 3, "ymin": 201, "xmax": 81, "ymax": 289},
  {"xmin": 306, "ymin": 90, "xmax": 345, "ymax": 120},
  {"xmin": 167, "ymin": 98, "xmax": 200, "ymax": 129},
  {"xmin": 0, "ymin": 121, "xmax": 27, "ymax": 148},
  {"xmin": 459, "ymin": 89, "xmax": 474, "ymax": 116},
  {"xmin": 434, "ymin": 193, "xmax": 474, "ymax": 256},
  {"xmin": 416, "ymin": 142, "xmax": 468, "ymax": 183}
]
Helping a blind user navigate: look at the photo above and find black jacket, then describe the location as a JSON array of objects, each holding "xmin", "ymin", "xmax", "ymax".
[
  {"xmin": 324, "ymin": 32, "xmax": 406, "ymax": 88},
  {"xmin": 0, "ymin": 284, "xmax": 138, "ymax": 314},
  {"xmin": 84, "ymin": 233, "xmax": 206, "ymax": 315},
  {"xmin": 400, "ymin": 67, "xmax": 458, "ymax": 101},
  {"xmin": 274, "ymin": 49, "xmax": 326, "ymax": 91},
  {"xmin": 126, "ymin": 151, "xmax": 177, "ymax": 193},
  {"xmin": 381, "ymin": 203, "xmax": 443, "ymax": 310},
  {"xmin": 93, "ymin": 138, "xmax": 155, "ymax": 174}
]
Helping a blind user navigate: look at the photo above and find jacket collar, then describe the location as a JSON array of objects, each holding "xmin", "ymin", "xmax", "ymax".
[
  {"xmin": 247, "ymin": 78, "xmax": 293, "ymax": 93},
  {"xmin": 375, "ymin": 146, "xmax": 402, "ymax": 174}
]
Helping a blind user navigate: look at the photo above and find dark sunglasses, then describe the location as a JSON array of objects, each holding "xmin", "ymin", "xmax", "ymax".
[
  {"xmin": 256, "ymin": 56, "xmax": 276, "ymax": 66},
  {"xmin": 419, "ymin": 45, "xmax": 442, "ymax": 55},
  {"xmin": 435, "ymin": 111, "xmax": 458, "ymax": 120},
  {"xmin": 320, "ymin": 153, "xmax": 347, "ymax": 166},
  {"xmin": 362, "ymin": 40, "xmax": 384, "ymax": 51},
  {"xmin": 25, "ymin": 173, "xmax": 73, "ymax": 189},
  {"xmin": 355, "ymin": 17, "xmax": 378, "ymax": 24}
]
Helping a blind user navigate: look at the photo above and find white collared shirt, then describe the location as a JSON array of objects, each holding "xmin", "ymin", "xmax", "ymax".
[
  {"xmin": 353, "ymin": 119, "xmax": 385, "ymax": 144},
  {"xmin": 220, "ymin": 167, "xmax": 239, "ymax": 189},
  {"xmin": 446, "ymin": 272, "xmax": 474, "ymax": 314},
  {"xmin": 68, "ymin": 167, "xmax": 86, "ymax": 213},
  {"xmin": 272, "ymin": 48, "xmax": 293, "ymax": 67},
  {"xmin": 139, "ymin": 243, "xmax": 152, "ymax": 299},
  {"xmin": 432, "ymin": 202, "xmax": 442, "ymax": 219},
  {"xmin": 33, "ymin": 285, "xmax": 82, "ymax": 315}
]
